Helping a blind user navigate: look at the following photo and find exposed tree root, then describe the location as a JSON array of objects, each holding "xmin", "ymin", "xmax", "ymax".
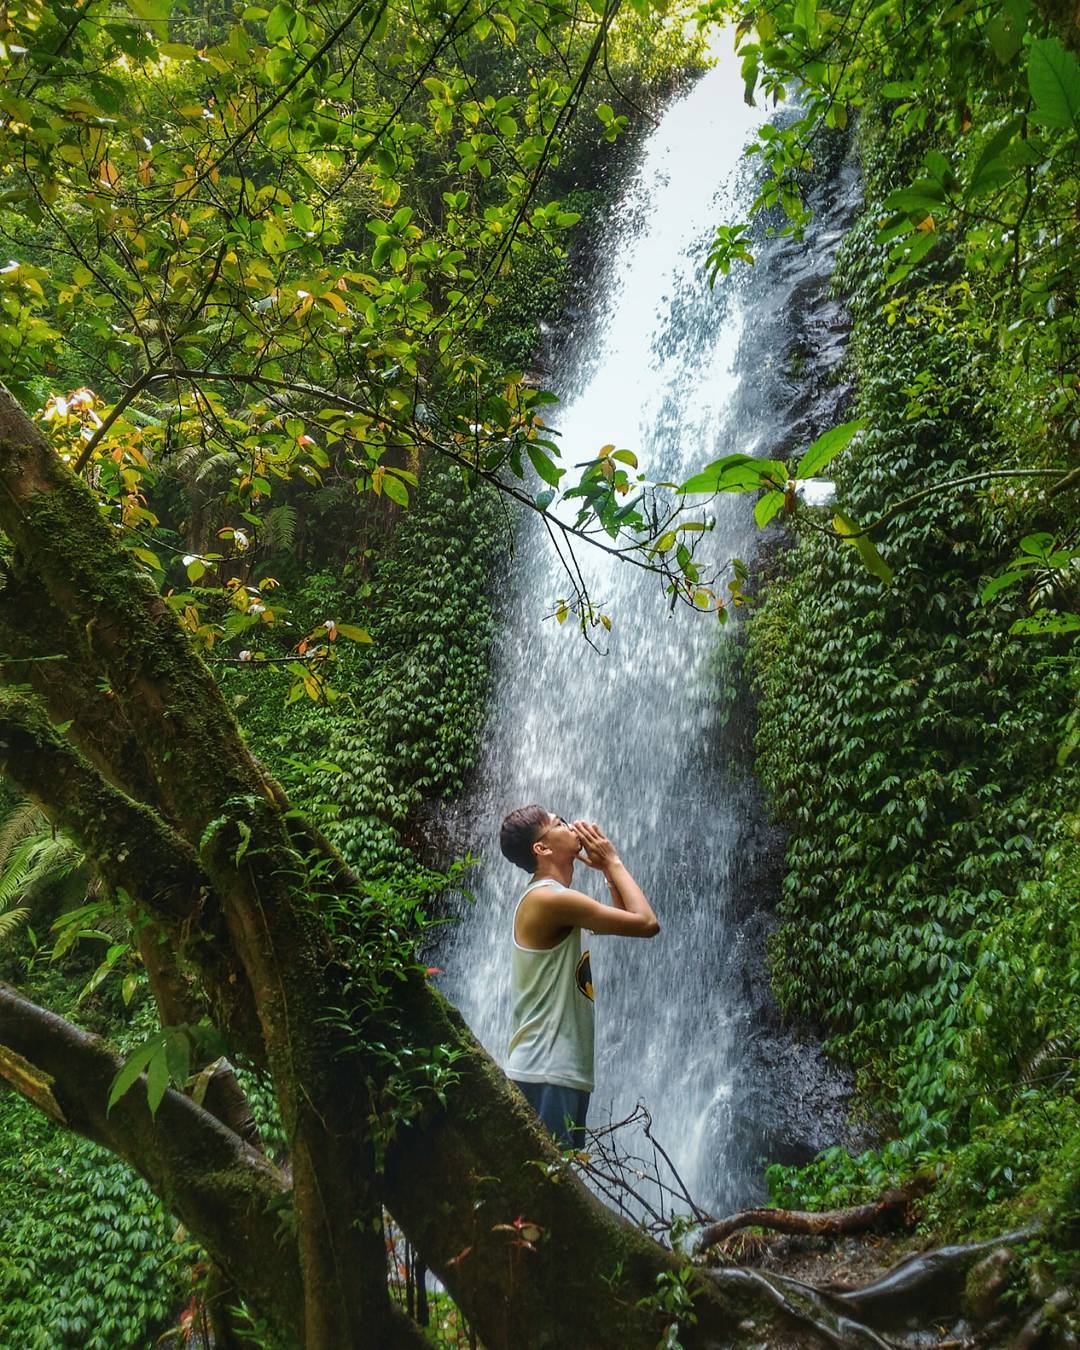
[{"xmin": 705, "ymin": 1227, "xmax": 1040, "ymax": 1348}]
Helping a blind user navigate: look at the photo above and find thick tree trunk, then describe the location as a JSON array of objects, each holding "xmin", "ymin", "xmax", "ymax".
[
  {"xmin": 379, "ymin": 980, "xmax": 768, "ymax": 1348},
  {"xmin": 0, "ymin": 688, "xmax": 264, "ymax": 1059},
  {"xmin": 0, "ymin": 389, "xmax": 412, "ymax": 1345},
  {"xmin": 0, "ymin": 985, "xmax": 432, "ymax": 1350}
]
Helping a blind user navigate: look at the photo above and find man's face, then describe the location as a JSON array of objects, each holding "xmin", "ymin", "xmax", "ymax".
[{"xmin": 535, "ymin": 812, "xmax": 581, "ymax": 862}]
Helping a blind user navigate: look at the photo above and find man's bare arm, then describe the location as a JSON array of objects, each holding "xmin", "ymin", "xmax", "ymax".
[
  {"xmin": 540, "ymin": 889, "xmax": 660, "ymax": 938},
  {"xmin": 572, "ymin": 821, "xmax": 659, "ymax": 937}
]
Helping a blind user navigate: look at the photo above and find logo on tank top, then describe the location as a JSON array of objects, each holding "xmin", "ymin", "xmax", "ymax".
[{"xmin": 575, "ymin": 950, "xmax": 593, "ymax": 1001}]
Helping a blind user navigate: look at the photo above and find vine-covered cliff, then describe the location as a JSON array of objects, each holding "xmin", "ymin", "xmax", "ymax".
[{"xmin": 748, "ymin": 91, "xmax": 1079, "ymax": 1292}]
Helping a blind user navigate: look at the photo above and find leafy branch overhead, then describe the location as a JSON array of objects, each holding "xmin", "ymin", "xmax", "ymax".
[
  {"xmin": 0, "ymin": 0, "xmax": 725, "ymax": 662},
  {"xmin": 689, "ymin": 0, "xmax": 1079, "ymax": 614},
  {"xmin": 2, "ymin": 0, "xmax": 1019, "ymax": 663},
  {"xmin": 678, "ymin": 418, "xmax": 895, "ymax": 584}
]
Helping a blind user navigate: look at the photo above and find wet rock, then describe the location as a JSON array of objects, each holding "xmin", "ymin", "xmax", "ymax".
[{"xmin": 965, "ymin": 1246, "xmax": 1016, "ymax": 1323}]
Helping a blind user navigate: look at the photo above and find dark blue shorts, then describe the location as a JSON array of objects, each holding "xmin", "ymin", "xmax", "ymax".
[{"xmin": 511, "ymin": 1079, "xmax": 589, "ymax": 1148}]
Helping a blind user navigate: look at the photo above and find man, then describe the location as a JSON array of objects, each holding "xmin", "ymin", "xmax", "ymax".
[{"xmin": 498, "ymin": 806, "xmax": 660, "ymax": 1147}]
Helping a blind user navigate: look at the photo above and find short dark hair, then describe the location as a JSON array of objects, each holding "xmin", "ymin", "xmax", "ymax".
[{"xmin": 500, "ymin": 804, "xmax": 549, "ymax": 872}]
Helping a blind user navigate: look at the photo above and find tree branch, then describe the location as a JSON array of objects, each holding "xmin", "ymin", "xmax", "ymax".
[
  {"xmin": 0, "ymin": 560, "xmax": 161, "ymax": 804},
  {"xmin": 72, "ymin": 367, "xmax": 158, "ymax": 474},
  {"xmin": 0, "ymin": 688, "xmax": 265, "ymax": 1062},
  {"xmin": 836, "ymin": 467, "xmax": 1068, "ymax": 539},
  {"xmin": 696, "ymin": 1178, "xmax": 933, "ymax": 1252},
  {"xmin": 0, "ymin": 982, "xmax": 303, "ymax": 1342}
]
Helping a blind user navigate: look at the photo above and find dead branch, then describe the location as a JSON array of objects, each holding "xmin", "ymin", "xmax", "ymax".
[{"xmin": 697, "ymin": 1176, "xmax": 935, "ymax": 1252}]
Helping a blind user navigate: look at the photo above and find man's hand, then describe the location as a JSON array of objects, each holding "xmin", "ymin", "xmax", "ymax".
[
  {"xmin": 561, "ymin": 821, "xmax": 658, "ymax": 937},
  {"xmin": 572, "ymin": 821, "xmax": 620, "ymax": 872}
]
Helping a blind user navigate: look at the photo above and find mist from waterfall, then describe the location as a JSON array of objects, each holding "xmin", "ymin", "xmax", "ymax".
[{"xmin": 439, "ymin": 44, "xmax": 783, "ymax": 1216}]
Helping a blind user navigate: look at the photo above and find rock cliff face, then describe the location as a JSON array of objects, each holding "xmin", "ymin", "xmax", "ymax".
[{"xmin": 702, "ymin": 124, "xmax": 873, "ymax": 1182}]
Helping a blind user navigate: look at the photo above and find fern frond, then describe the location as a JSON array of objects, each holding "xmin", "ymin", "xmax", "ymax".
[
  {"xmin": 195, "ymin": 450, "xmax": 240, "ymax": 485},
  {"xmin": 0, "ymin": 906, "xmax": 29, "ymax": 943},
  {"xmin": 1019, "ymin": 1034, "xmax": 1075, "ymax": 1088},
  {"xmin": 0, "ymin": 834, "xmax": 41, "ymax": 908},
  {"xmin": 158, "ymin": 442, "xmax": 212, "ymax": 481},
  {"xmin": 263, "ymin": 504, "xmax": 297, "ymax": 552},
  {"xmin": 20, "ymin": 836, "xmax": 88, "ymax": 900},
  {"xmin": 0, "ymin": 802, "xmax": 46, "ymax": 870}
]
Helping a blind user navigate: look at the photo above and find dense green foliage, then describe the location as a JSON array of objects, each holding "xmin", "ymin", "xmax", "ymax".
[
  {"xmin": 235, "ymin": 459, "xmax": 507, "ymax": 873},
  {"xmin": 1, "ymin": 0, "xmax": 1077, "ymax": 1330},
  {"xmin": 748, "ymin": 89, "xmax": 1079, "ymax": 1270},
  {"xmin": 0, "ymin": 1097, "xmax": 191, "ymax": 1348}
]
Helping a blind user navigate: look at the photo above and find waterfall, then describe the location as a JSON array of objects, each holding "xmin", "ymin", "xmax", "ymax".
[{"xmin": 439, "ymin": 43, "xmax": 855, "ymax": 1217}]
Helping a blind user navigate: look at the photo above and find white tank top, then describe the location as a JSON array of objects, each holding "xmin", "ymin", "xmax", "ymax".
[{"xmin": 505, "ymin": 878, "xmax": 595, "ymax": 1092}]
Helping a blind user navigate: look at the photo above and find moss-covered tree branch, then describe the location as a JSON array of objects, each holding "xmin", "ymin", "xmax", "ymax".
[
  {"xmin": 0, "ymin": 687, "xmax": 264, "ymax": 1061},
  {"xmin": 0, "ymin": 982, "xmax": 303, "ymax": 1342}
]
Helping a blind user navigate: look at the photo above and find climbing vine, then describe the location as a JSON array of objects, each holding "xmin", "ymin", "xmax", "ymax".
[{"xmin": 748, "ymin": 95, "xmax": 1079, "ymax": 1256}]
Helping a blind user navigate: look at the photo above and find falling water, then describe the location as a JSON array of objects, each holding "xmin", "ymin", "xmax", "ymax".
[{"xmin": 440, "ymin": 44, "xmax": 852, "ymax": 1216}]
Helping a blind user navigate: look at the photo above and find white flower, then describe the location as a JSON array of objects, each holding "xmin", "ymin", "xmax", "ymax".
[{"xmin": 238, "ymin": 650, "xmax": 253, "ymax": 661}]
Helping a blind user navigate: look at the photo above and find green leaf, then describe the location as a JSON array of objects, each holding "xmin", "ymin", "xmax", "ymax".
[
  {"xmin": 1010, "ymin": 610, "xmax": 1080, "ymax": 636},
  {"xmin": 381, "ymin": 474, "xmax": 409, "ymax": 507},
  {"xmin": 265, "ymin": 2, "xmax": 292, "ymax": 40},
  {"xmin": 292, "ymin": 202, "xmax": 315, "ymax": 231},
  {"xmin": 795, "ymin": 418, "xmax": 866, "ymax": 479},
  {"xmin": 833, "ymin": 512, "xmax": 894, "ymax": 585},
  {"xmin": 986, "ymin": 0, "xmax": 1031, "ymax": 64},
  {"xmin": 966, "ymin": 117, "xmax": 1023, "ymax": 199},
  {"xmin": 881, "ymin": 184, "xmax": 945, "ymax": 215},
  {"xmin": 107, "ymin": 1036, "xmax": 163, "ymax": 1113},
  {"xmin": 680, "ymin": 455, "xmax": 786, "ymax": 495},
  {"xmin": 980, "ymin": 571, "xmax": 1024, "ymax": 602},
  {"xmin": 335, "ymin": 623, "xmax": 372, "ymax": 643},
  {"xmin": 754, "ymin": 490, "xmax": 785, "ymax": 528},
  {"xmin": 886, "ymin": 230, "xmax": 937, "ymax": 285},
  {"xmin": 127, "ymin": 0, "xmax": 170, "ymax": 20},
  {"xmin": 794, "ymin": 0, "xmax": 818, "ymax": 45},
  {"xmin": 1028, "ymin": 37, "xmax": 1080, "ymax": 129},
  {"xmin": 164, "ymin": 1028, "xmax": 190, "ymax": 1088},
  {"xmin": 527, "ymin": 445, "xmax": 563, "ymax": 487},
  {"xmin": 1019, "ymin": 531, "xmax": 1055, "ymax": 559},
  {"xmin": 234, "ymin": 820, "xmax": 251, "ymax": 865},
  {"xmin": 145, "ymin": 1044, "xmax": 169, "ymax": 1116}
]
